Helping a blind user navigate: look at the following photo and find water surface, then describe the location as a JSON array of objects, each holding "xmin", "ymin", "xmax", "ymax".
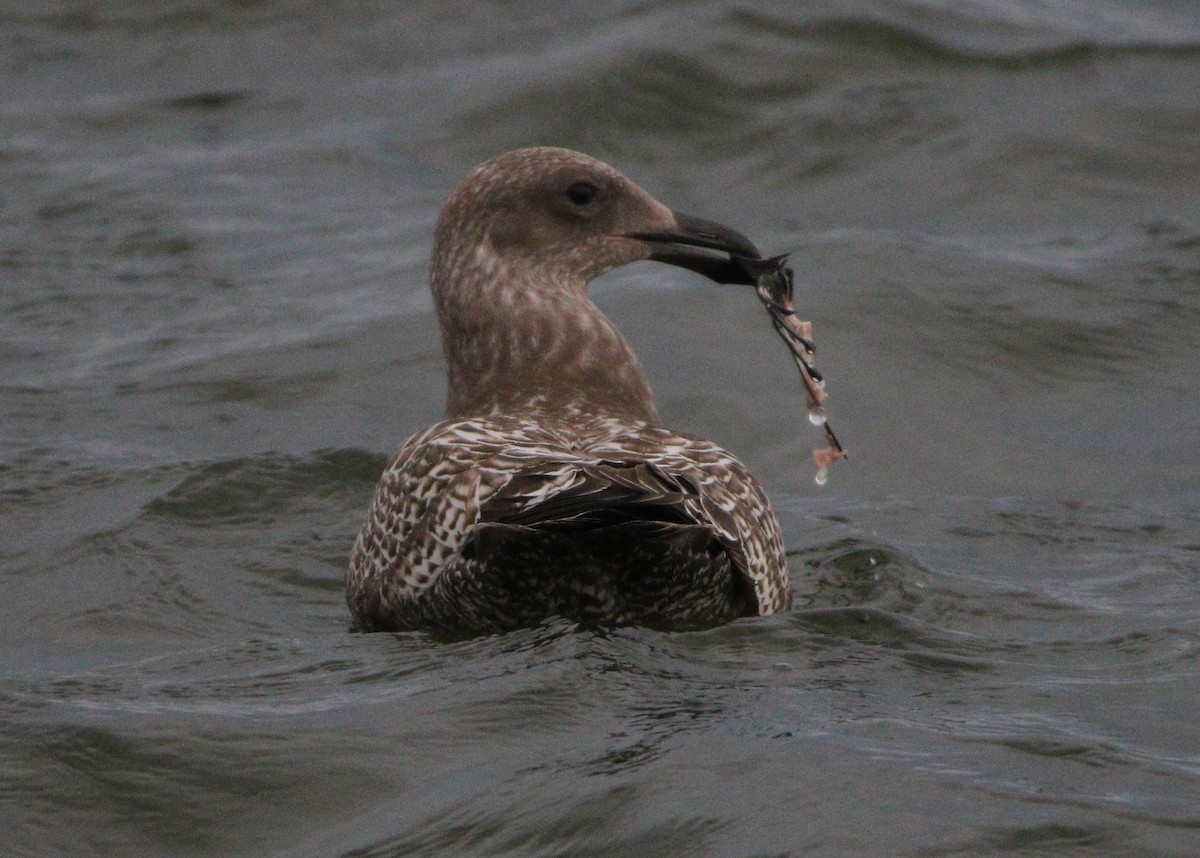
[{"xmin": 2, "ymin": 1, "xmax": 1199, "ymax": 855}]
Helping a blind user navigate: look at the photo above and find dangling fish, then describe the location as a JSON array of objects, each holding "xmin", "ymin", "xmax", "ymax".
[{"xmin": 738, "ymin": 255, "xmax": 847, "ymax": 485}]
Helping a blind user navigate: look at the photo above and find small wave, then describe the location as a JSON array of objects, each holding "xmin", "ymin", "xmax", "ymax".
[
  {"xmin": 730, "ymin": 7, "xmax": 1200, "ymax": 68},
  {"xmin": 143, "ymin": 449, "xmax": 384, "ymax": 527}
]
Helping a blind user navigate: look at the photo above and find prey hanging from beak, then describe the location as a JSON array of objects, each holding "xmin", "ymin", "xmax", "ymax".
[{"xmin": 628, "ymin": 214, "xmax": 847, "ymax": 484}]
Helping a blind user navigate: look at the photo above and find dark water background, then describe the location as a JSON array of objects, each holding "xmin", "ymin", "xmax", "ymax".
[{"xmin": 3, "ymin": 1, "xmax": 1200, "ymax": 855}]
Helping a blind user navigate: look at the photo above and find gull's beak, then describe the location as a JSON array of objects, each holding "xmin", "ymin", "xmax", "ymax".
[{"xmin": 626, "ymin": 211, "xmax": 762, "ymax": 285}]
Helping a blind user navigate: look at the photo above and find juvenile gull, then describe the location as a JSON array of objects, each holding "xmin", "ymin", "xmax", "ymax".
[{"xmin": 348, "ymin": 147, "xmax": 789, "ymax": 633}]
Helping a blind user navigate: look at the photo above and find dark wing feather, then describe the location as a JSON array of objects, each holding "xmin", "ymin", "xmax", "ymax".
[{"xmin": 479, "ymin": 460, "xmax": 704, "ymax": 530}]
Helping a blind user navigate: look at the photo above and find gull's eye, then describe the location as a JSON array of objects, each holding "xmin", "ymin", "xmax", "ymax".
[{"xmin": 566, "ymin": 181, "xmax": 598, "ymax": 206}]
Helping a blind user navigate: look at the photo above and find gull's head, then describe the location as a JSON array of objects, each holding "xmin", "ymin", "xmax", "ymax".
[{"xmin": 432, "ymin": 147, "xmax": 761, "ymax": 291}]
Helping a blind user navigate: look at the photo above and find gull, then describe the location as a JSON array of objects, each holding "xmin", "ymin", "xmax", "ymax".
[{"xmin": 348, "ymin": 147, "xmax": 789, "ymax": 633}]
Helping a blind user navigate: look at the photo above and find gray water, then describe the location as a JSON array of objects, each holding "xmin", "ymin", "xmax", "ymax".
[{"xmin": 3, "ymin": 1, "xmax": 1200, "ymax": 855}]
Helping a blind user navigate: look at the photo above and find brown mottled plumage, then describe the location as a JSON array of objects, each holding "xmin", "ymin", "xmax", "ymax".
[{"xmin": 348, "ymin": 147, "xmax": 790, "ymax": 634}]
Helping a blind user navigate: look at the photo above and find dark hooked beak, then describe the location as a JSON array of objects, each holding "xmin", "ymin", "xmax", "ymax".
[{"xmin": 626, "ymin": 211, "xmax": 762, "ymax": 285}]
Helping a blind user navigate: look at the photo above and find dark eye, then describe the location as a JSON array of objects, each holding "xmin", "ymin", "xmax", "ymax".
[{"xmin": 566, "ymin": 181, "xmax": 597, "ymax": 206}]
